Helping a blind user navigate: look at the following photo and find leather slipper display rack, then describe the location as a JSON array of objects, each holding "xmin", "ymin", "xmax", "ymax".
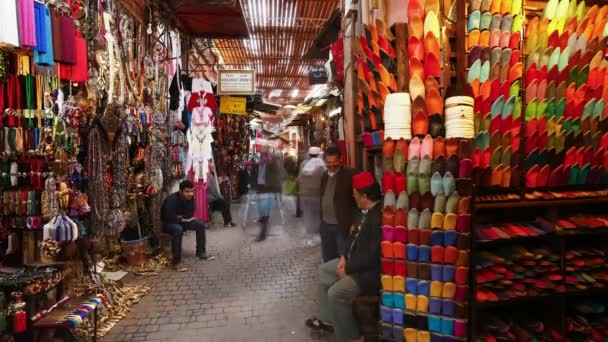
[{"xmin": 366, "ymin": 0, "xmax": 608, "ymax": 340}]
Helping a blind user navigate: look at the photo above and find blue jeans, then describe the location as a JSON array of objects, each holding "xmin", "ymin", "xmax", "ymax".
[
  {"xmin": 164, "ymin": 220, "xmax": 206, "ymax": 264},
  {"xmin": 320, "ymin": 222, "xmax": 346, "ymax": 263},
  {"xmin": 256, "ymin": 192, "xmax": 274, "ymax": 218}
]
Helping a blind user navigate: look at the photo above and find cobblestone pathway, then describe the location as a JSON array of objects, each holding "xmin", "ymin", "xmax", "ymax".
[{"xmin": 103, "ymin": 201, "xmax": 327, "ymax": 342}]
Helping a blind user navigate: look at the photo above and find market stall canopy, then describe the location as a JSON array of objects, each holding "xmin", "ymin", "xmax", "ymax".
[
  {"xmin": 303, "ymin": 9, "xmax": 341, "ymax": 60},
  {"xmin": 158, "ymin": 0, "xmax": 249, "ymax": 38},
  {"xmin": 188, "ymin": 0, "xmax": 340, "ymax": 105}
]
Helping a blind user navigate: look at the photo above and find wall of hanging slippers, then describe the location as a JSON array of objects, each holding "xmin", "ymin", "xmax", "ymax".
[
  {"xmin": 463, "ymin": 0, "xmax": 608, "ymax": 339},
  {"xmin": 354, "ymin": 0, "xmax": 608, "ymax": 340}
]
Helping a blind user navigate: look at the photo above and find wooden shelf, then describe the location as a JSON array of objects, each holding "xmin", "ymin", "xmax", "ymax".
[
  {"xmin": 475, "ymin": 228, "xmax": 608, "ymax": 246},
  {"xmin": 473, "ymin": 287, "xmax": 608, "ymax": 310},
  {"xmin": 475, "ymin": 196, "xmax": 608, "ymax": 210},
  {"xmin": 24, "ymin": 261, "xmax": 66, "ymax": 268}
]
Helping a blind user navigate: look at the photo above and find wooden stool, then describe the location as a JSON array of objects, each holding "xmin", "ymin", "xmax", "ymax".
[
  {"xmin": 158, "ymin": 233, "xmax": 173, "ymax": 257},
  {"xmin": 353, "ymin": 296, "xmax": 379, "ymax": 342}
]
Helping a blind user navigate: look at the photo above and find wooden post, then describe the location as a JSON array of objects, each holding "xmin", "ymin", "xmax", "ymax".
[
  {"xmin": 456, "ymin": 0, "xmax": 466, "ymax": 87},
  {"xmin": 343, "ymin": 0, "xmax": 359, "ymax": 168},
  {"xmin": 395, "ymin": 23, "xmax": 409, "ymax": 92},
  {"xmin": 382, "ymin": 0, "xmax": 389, "ymax": 23}
]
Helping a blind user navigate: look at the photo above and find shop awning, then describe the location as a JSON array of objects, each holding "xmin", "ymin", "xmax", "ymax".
[
  {"xmin": 158, "ymin": 0, "xmax": 249, "ymax": 39},
  {"xmin": 303, "ymin": 9, "xmax": 342, "ymax": 60}
]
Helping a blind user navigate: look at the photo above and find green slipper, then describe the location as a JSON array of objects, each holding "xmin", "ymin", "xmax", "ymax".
[
  {"xmin": 418, "ymin": 174, "xmax": 431, "ymax": 194},
  {"xmin": 511, "ymin": 14, "xmax": 524, "ymax": 33},
  {"xmin": 513, "ymin": 97, "xmax": 522, "ymax": 119},
  {"xmin": 548, "ymin": 47, "xmax": 561, "ymax": 70},
  {"xmin": 537, "ymin": 99, "xmax": 548, "ymax": 119},
  {"xmin": 582, "ymin": 99, "xmax": 595, "ymax": 118},
  {"xmin": 558, "ymin": 47, "xmax": 570, "ymax": 71},
  {"xmin": 491, "ymin": 95, "xmax": 505, "ymax": 118},
  {"xmin": 593, "ymin": 99, "xmax": 604, "ymax": 118},
  {"xmin": 525, "ymin": 98, "xmax": 538, "ymax": 121},
  {"xmin": 490, "ymin": 147, "xmax": 503, "ymax": 168},
  {"xmin": 555, "ymin": 98, "xmax": 566, "ymax": 119},
  {"xmin": 577, "ymin": 65, "xmax": 590, "ymax": 88},
  {"xmin": 546, "ymin": 98, "xmax": 557, "ymax": 119},
  {"xmin": 407, "ymin": 173, "xmax": 419, "ymax": 195},
  {"xmin": 509, "ymin": 81, "xmax": 520, "ymax": 98}
]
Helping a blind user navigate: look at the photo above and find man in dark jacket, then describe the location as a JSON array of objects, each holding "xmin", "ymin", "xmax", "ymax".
[
  {"xmin": 161, "ymin": 180, "xmax": 214, "ymax": 272},
  {"xmin": 319, "ymin": 145, "xmax": 357, "ymax": 262},
  {"xmin": 306, "ymin": 172, "xmax": 381, "ymax": 342},
  {"xmin": 207, "ymin": 161, "xmax": 235, "ymax": 227}
]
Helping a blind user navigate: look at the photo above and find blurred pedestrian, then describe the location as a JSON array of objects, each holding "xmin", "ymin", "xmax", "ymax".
[
  {"xmin": 207, "ymin": 161, "xmax": 236, "ymax": 227},
  {"xmin": 253, "ymin": 151, "xmax": 282, "ymax": 241},
  {"xmin": 298, "ymin": 146, "xmax": 326, "ymax": 246}
]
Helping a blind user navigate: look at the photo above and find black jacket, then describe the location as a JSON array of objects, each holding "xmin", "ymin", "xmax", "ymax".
[
  {"xmin": 252, "ymin": 160, "xmax": 282, "ymax": 194},
  {"xmin": 342, "ymin": 202, "xmax": 381, "ymax": 295},
  {"xmin": 161, "ymin": 192, "xmax": 194, "ymax": 225},
  {"xmin": 320, "ymin": 166, "xmax": 358, "ymax": 236}
]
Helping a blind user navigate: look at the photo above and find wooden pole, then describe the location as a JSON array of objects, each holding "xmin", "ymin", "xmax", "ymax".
[
  {"xmin": 343, "ymin": 0, "xmax": 359, "ymax": 168},
  {"xmin": 456, "ymin": 0, "xmax": 466, "ymax": 87},
  {"xmin": 395, "ymin": 23, "xmax": 409, "ymax": 92}
]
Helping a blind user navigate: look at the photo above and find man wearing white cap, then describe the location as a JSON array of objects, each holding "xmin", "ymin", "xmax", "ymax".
[{"xmin": 298, "ymin": 146, "xmax": 326, "ymax": 246}]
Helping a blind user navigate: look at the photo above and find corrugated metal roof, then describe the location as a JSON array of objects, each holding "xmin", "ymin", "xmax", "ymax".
[{"xmin": 190, "ymin": 0, "xmax": 339, "ymax": 105}]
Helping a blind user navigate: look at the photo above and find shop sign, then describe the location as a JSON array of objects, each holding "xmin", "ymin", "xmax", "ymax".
[
  {"xmin": 218, "ymin": 70, "xmax": 256, "ymax": 95},
  {"xmin": 309, "ymin": 65, "xmax": 328, "ymax": 85},
  {"xmin": 219, "ymin": 96, "xmax": 247, "ymax": 115}
]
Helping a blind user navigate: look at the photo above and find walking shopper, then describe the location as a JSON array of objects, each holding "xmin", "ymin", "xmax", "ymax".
[
  {"xmin": 305, "ymin": 172, "xmax": 381, "ymax": 342},
  {"xmin": 161, "ymin": 180, "xmax": 215, "ymax": 271},
  {"xmin": 319, "ymin": 145, "xmax": 358, "ymax": 262},
  {"xmin": 298, "ymin": 146, "xmax": 326, "ymax": 246},
  {"xmin": 207, "ymin": 161, "xmax": 236, "ymax": 227},
  {"xmin": 254, "ymin": 151, "xmax": 281, "ymax": 241}
]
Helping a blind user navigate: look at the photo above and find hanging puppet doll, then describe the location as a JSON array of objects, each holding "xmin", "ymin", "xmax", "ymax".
[{"xmin": 186, "ymin": 91, "xmax": 216, "ymax": 182}]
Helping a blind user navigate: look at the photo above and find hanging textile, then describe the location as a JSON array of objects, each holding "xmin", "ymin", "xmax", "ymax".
[
  {"xmin": 0, "ymin": 0, "xmax": 20, "ymax": 47},
  {"xmin": 34, "ymin": 3, "xmax": 54, "ymax": 66},
  {"xmin": 58, "ymin": 30, "xmax": 88, "ymax": 81},
  {"xmin": 59, "ymin": 13, "xmax": 76, "ymax": 65},
  {"xmin": 33, "ymin": 1, "xmax": 46, "ymax": 52},
  {"xmin": 17, "ymin": 0, "xmax": 37, "ymax": 47},
  {"xmin": 51, "ymin": 9, "xmax": 64, "ymax": 63},
  {"xmin": 188, "ymin": 168, "xmax": 208, "ymax": 222}
]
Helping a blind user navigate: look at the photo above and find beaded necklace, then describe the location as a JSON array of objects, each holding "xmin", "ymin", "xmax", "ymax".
[
  {"xmin": 112, "ymin": 129, "xmax": 129, "ymax": 208},
  {"xmin": 87, "ymin": 126, "xmax": 107, "ymax": 234},
  {"xmin": 42, "ymin": 177, "xmax": 59, "ymax": 219}
]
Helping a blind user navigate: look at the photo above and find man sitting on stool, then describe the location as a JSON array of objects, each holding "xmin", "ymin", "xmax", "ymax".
[
  {"xmin": 162, "ymin": 180, "xmax": 215, "ymax": 272},
  {"xmin": 305, "ymin": 172, "xmax": 381, "ymax": 342},
  {"xmin": 207, "ymin": 161, "xmax": 236, "ymax": 227}
]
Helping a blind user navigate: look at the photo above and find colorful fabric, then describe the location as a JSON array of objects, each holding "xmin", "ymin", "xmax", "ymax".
[
  {"xmin": 34, "ymin": 4, "xmax": 54, "ymax": 66},
  {"xmin": 0, "ymin": 0, "xmax": 20, "ymax": 47},
  {"xmin": 18, "ymin": 0, "xmax": 37, "ymax": 47},
  {"xmin": 33, "ymin": 1, "xmax": 46, "ymax": 52}
]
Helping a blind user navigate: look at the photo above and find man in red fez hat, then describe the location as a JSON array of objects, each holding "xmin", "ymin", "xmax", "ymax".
[{"xmin": 306, "ymin": 172, "xmax": 381, "ymax": 342}]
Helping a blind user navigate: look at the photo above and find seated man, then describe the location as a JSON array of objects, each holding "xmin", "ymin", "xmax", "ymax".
[
  {"xmin": 305, "ymin": 172, "xmax": 381, "ymax": 342},
  {"xmin": 161, "ymin": 180, "xmax": 215, "ymax": 271},
  {"xmin": 207, "ymin": 161, "xmax": 236, "ymax": 227}
]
